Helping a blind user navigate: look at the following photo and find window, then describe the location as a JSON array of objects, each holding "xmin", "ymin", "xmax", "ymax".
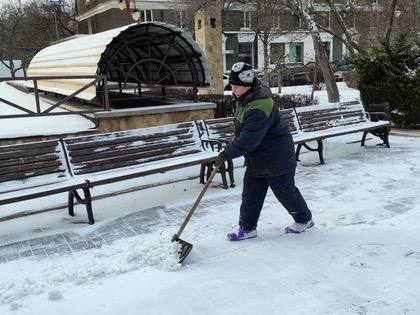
[
  {"xmin": 140, "ymin": 9, "xmax": 153, "ymax": 22},
  {"xmin": 289, "ymin": 42, "xmax": 304, "ymax": 63},
  {"xmin": 242, "ymin": 11, "xmax": 252, "ymax": 29},
  {"xmin": 176, "ymin": 10, "xmax": 184, "ymax": 28},
  {"xmin": 210, "ymin": 18, "xmax": 216, "ymax": 28},
  {"xmin": 238, "ymin": 42, "xmax": 253, "ymax": 67}
]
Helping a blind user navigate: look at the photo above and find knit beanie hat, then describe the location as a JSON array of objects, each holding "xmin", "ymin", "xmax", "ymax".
[{"xmin": 228, "ymin": 62, "xmax": 255, "ymax": 86}]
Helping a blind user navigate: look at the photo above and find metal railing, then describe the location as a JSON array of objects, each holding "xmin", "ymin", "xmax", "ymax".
[{"xmin": 0, "ymin": 75, "xmax": 110, "ymax": 119}]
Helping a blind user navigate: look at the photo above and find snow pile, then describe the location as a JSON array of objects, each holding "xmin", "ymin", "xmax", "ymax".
[{"xmin": 0, "ymin": 231, "xmax": 181, "ymax": 307}]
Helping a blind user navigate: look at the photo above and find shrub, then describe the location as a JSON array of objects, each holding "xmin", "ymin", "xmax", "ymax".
[{"xmin": 349, "ymin": 34, "xmax": 420, "ymax": 127}]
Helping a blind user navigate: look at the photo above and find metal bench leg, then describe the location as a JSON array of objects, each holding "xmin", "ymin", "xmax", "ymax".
[
  {"xmin": 206, "ymin": 162, "xmax": 213, "ymax": 181},
  {"xmin": 295, "ymin": 144, "xmax": 303, "ymax": 161},
  {"xmin": 384, "ymin": 129, "xmax": 390, "ymax": 148},
  {"xmin": 317, "ymin": 140, "xmax": 325, "ymax": 165},
  {"xmin": 68, "ymin": 191, "xmax": 75, "ymax": 217},
  {"xmin": 83, "ymin": 188, "xmax": 95, "ymax": 225},
  {"xmin": 302, "ymin": 141, "xmax": 325, "ymax": 165},
  {"xmin": 227, "ymin": 159, "xmax": 235, "ymax": 188},
  {"xmin": 69, "ymin": 188, "xmax": 95, "ymax": 224},
  {"xmin": 199, "ymin": 163, "xmax": 206, "ymax": 184},
  {"xmin": 361, "ymin": 131, "xmax": 368, "ymax": 146},
  {"xmin": 219, "ymin": 163, "xmax": 229, "ymax": 190}
]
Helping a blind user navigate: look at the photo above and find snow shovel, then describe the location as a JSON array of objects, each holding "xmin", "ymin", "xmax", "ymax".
[{"xmin": 172, "ymin": 164, "xmax": 220, "ymax": 263}]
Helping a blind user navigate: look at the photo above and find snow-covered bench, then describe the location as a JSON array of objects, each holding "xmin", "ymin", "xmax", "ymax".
[
  {"xmin": 62, "ymin": 122, "xmax": 219, "ymax": 222},
  {"xmin": 293, "ymin": 100, "xmax": 390, "ymax": 164},
  {"xmin": 0, "ymin": 140, "xmax": 94, "ymax": 223},
  {"xmin": 197, "ymin": 108, "xmax": 299, "ymax": 188},
  {"xmin": 0, "ymin": 122, "xmax": 219, "ymax": 224},
  {"xmin": 199, "ymin": 101, "xmax": 390, "ymax": 165},
  {"xmin": 196, "ymin": 117, "xmax": 236, "ymax": 189}
]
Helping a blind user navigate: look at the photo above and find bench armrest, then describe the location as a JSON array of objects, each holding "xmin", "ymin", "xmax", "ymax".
[
  {"xmin": 201, "ymin": 138, "xmax": 225, "ymax": 152},
  {"xmin": 366, "ymin": 111, "xmax": 389, "ymax": 122}
]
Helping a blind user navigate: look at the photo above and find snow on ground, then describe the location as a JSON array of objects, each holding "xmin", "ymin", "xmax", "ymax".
[
  {"xmin": 224, "ymin": 81, "xmax": 360, "ymax": 103},
  {"xmin": 0, "ymin": 133, "xmax": 420, "ymax": 314},
  {"xmin": 0, "ymin": 82, "xmax": 95, "ymax": 138}
]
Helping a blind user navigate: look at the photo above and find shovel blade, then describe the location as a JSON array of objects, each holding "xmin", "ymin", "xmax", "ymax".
[{"xmin": 172, "ymin": 235, "xmax": 193, "ymax": 264}]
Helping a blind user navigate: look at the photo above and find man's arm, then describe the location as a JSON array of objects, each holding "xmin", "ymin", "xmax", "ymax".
[{"xmin": 221, "ymin": 109, "xmax": 271, "ymax": 160}]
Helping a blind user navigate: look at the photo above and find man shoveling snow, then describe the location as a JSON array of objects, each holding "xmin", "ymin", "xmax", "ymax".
[{"xmin": 215, "ymin": 62, "xmax": 314, "ymax": 240}]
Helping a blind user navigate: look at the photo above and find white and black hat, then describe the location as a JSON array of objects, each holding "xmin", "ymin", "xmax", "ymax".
[{"xmin": 228, "ymin": 62, "xmax": 255, "ymax": 87}]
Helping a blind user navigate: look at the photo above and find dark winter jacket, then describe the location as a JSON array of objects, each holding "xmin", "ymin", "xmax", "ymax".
[{"xmin": 221, "ymin": 79, "xmax": 296, "ymax": 177}]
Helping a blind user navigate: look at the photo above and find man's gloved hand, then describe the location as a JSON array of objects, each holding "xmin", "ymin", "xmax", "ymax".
[{"xmin": 214, "ymin": 152, "xmax": 226, "ymax": 169}]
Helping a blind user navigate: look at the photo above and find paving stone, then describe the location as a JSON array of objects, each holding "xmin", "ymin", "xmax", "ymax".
[{"xmin": 0, "ymin": 193, "xmax": 238, "ymax": 264}]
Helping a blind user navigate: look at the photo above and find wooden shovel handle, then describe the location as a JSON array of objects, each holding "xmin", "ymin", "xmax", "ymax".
[{"xmin": 175, "ymin": 165, "xmax": 220, "ymax": 239}]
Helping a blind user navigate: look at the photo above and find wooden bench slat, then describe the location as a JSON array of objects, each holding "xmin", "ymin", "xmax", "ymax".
[
  {"xmin": 74, "ymin": 149, "xmax": 202, "ymax": 175},
  {"xmin": 0, "ymin": 153, "xmax": 59, "ymax": 168},
  {"xmin": 65, "ymin": 129, "xmax": 193, "ymax": 151},
  {"xmin": 67, "ymin": 134, "xmax": 194, "ymax": 157},
  {"xmin": 70, "ymin": 140, "xmax": 196, "ymax": 164},
  {"xmin": 0, "ymin": 146, "xmax": 59, "ymax": 161},
  {"xmin": 72, "ymin": 144, "xmax": 196, "ymax": 171},
  {"xmin": 0, "ymin": 160, "xmax": 63, "ymax": 176},
  {"xmin": 64, "ymin": 122, "xmax": 194, "ymax": 144},
  {"xmin": 0, "ymin": 140, "xmax": 58, "ymax": 154},
  {"xmin": 0, "ymin": 167, "xmax": 66, "ymax": 184},
  {"xmin": 205, "ymin": 117, "xmax": 234, "ymax": 125}
]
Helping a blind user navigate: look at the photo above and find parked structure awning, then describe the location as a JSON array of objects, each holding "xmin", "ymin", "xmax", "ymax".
[{"xmin": 27, "ymin": 22, "xmax": 212, "ymax": 101}]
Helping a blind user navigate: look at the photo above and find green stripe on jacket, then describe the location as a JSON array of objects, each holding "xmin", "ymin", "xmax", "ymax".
[{"xmin": 235, "ymin": 98, "xmax": 273, "ymax": 123}]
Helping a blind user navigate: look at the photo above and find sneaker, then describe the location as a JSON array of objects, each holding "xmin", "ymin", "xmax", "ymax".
[
  {"xmin": 285, "ymin": 219, "xmax": 315, "ymax": 234},
  {"xmin": 227, "ymin": 227, "xmax": 257, "ymax": 241}
]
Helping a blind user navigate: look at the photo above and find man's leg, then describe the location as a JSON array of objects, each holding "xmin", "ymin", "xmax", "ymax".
[
  {"xmin": 238, "ymin": 174, "xmax": 269, "ymax": 230},
  {"xmin": 268, "ymin": 171, "xmax": 312, "ymax": 224}
]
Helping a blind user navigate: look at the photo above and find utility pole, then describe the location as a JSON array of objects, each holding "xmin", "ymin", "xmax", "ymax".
[
  {"xmin": 48, "ymin": 0, "xmax": 62, "ymax": 42},
  {"xmin": 125, "ymin": 0, "xmax": 133, "ymax": 24}
]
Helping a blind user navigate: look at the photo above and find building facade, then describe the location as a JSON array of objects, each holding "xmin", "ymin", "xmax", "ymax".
[{"xmin": 75, "ymin": 0, "xmax": 415, "ymax": 73}]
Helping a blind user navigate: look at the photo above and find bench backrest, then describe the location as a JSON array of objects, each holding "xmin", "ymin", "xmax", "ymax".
[
  {"xmin": 294, "ymin": 101, "xmax": 367, "ymax": 133},
  {"xmin": 63, "ymin": 122, "xmax": 203, "ymax": 176},
  {"xmin": 203, "ymin": 117, "xmax": 235, "ymax": 142},
  {"xmin": 279, "ymin": 108, "xmax": 300, "ymax": 136},
  {"xmin": 0, "ymin": 140, "xmax": 69, "ymax": 192},
  {"xmin": 201, "ymin": 108, "xmax": 300, "ymax": 143}
]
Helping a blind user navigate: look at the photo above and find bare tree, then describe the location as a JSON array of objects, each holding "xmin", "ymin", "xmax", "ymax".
[
  {"xmin": 0, "ymin": 0, "xmax": 77, "ymax": 75},
  {"xmin": 285, "ymin": 0, "xmax": 339, "ymax": 102},
  {"xmin": 0, "ymin": 1, "xmax": 25, "ymax": 77},
  {"xmin": 322, "ymin": 0, "xmax": 363, "ymax": 56},
  {"xmin": 166, "ymin": 0, "xmax": 236, "ymax": 34},
  {"xmin": 237, "ymin": 0, "xmax": 290, "ymax": 84}
]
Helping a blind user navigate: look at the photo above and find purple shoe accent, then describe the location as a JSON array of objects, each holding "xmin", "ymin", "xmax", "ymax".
[
  {"xmin": 285, "ymin": 220, "xmax": 315, "ymax": 234},
  {"xmin": 227, "ymin": 227, "xmax": 257, "ymax": 241}
]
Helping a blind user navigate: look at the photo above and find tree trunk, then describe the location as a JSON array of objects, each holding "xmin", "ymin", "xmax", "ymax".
[
  {"xmin": 311, "ymin": 57, "xmax": 318, "ymax": 102},
  {"xmin": 384, "ymin": 0, "xmax": 399, "ymax": 46},
  {"xmin": 263, "ymin": 39, "xmax": 269, "ymax": 85},
  {"xmin": 312, "ymin": 35, "xmax": 339, "ymax": 103},
  {"xmin": 277, "ymin": 67, "xmax": 282, "ymax": 94},
  {"xmin": 9, "ymin": 59, "xmax": 15, "ymax": 78}
]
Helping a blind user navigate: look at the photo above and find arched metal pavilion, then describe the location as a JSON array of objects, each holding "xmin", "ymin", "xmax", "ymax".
[{"xmin": 27, "ymin": 22, "xmax": 212, "ymax": 104}]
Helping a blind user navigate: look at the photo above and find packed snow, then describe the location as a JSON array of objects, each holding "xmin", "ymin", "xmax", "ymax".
[
  {"xmin": 0, "ymin": 132, "xmax": 420, "ymax": 314},
  {"xmin": 224, "ymin": 81, "xmax": 360, "ymax": 104},
  {"xmin": 0, "ymin": 82, "xmax": 95, "ymax": 139},
  {"xmin": 1, "ymin": 81, "xmax": 419, "ymax": 314}
]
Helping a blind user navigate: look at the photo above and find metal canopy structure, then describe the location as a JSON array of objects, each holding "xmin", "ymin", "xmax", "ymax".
[{"xmin": 27, "ymin": 22, "xmax": 212, "ymax": 102}]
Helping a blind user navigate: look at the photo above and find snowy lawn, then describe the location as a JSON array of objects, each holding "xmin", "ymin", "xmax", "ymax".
[
  {"xmin": 0, "ymin": 82, "xmax": 95, "ymax": 138},
  {"xmin": 224, "ymin": 81, "xmax": 360, "ymax": 104},
  {"xmin": 0, "ymin": 133, "xmax": 420, "ymax": 314}
]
